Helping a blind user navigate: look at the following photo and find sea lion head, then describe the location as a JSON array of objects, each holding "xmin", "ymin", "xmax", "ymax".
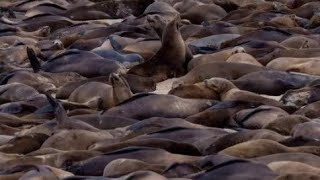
[
  {"xmin": 110, "ymin": 73, "xmax": 133, "ymax": 104},
  {"xmin": 231, "ymin": 46, "xmax": 246, "ymax": 55},
  {"xmin": 204, "ymin": 78, "xmax": 237, "ymax": 94}
]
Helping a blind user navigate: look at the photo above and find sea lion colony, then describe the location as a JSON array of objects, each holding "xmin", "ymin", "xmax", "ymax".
[{"xmin": 2, "ymin": 0, "xmax": 320, "ymax": 179}]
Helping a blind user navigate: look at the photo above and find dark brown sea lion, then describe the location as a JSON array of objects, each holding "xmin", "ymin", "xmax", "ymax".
[
  {"xmin": 172, "ymin": 62, "xmax": 267, "ymax": 88},
  {"xmin": 128, "ymin": 16, "xmax": 187, "ymax": 82}
]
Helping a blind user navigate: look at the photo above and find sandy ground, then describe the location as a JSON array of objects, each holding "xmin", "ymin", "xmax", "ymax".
[{"xmin": 154, "ymin": 78, "xmax": 177, "ymax": 94}]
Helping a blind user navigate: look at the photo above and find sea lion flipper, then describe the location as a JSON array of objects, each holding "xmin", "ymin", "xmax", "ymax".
[
  {"xmin": 26, "ymin": 47, "xmax": 42, "ymax": 73},
  {"xmin": 44, "ymin": 93, "xmax": 67, "ymax": 124}
]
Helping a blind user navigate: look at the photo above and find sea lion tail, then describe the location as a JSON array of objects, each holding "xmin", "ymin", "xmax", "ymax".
[
  {"xmin": 26, "ymin": 47, "xmax": 42, "ymax": 73},
  {"xmin": 44, "ymin": 93, "xmax": 68, "ymax": 124}
]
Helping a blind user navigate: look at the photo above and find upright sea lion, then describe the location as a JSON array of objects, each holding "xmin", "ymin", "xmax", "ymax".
[{"xmin": 128, "ymin": 16, "xmax": 187, "ymax": 82}]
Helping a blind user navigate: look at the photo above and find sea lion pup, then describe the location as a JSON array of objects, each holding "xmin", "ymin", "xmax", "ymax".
[
  {"xmin": 172, "ymin": 62, "xmax": 267, "ymax": 88},
  {"xmin": 266, "ymin": 57, "xmax": 320, "ymax": 76},
  {"xmin": 268, "ymin": 161, "xmax": 320, "ymax": 176},
  {"xmin": 231, "ymin": 70, "xmax": 318, "ymax": 96},
  {"xmin": 205, "ymin": 129, "xmax": 286, "ymax": 154},
  {"xmin": 103, "ymin": 158, "xmax": 166, "ymax": 178},
  {"xmin": 127, "ymin": 15, "xmax": 187, "ymax": 82},
  {"xmin": 263, "ymin": 115, "xmax": 310, "ymax": 135},
  {"xmin": 203, "ymin": 77, "xmax": 285, "ymax": 107},
  {"xmin": 68, "ymin": 73, "xmax": 133, "ymax": 110},
  {"xmin": 103, "ymin": 93, "xmax": 216, "ymax": 120},
  {"xmin": 219, "ymin": 139, "xmax": 320, "ymax": 159},
  {"xmin": 187, "ymin": 46, "xmax": 245, "ymax": 70}
]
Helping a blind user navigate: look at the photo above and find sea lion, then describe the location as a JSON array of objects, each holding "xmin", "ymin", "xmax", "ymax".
[
  {"xmin": 205, "ymin": 129, "xmax": 286, "ymax": 154},
  {"xmin": 35, "ymin": 49, "xmax": 126, "ymax": 78},
  {"xmin": 280, "ymin": 36, "xmax": 319, "ymax": 49},
  {"xmin": 103, "ymin": 159, "xmax": 165, "ymax": 178},
  {"xmin": 267, "ymin": 57, "xmax": 320, "ymax": 76},
  {"xmin": 185, "ymin": 101, "xmax": 261, "ymax": 127},
  {"xmin": 41, "ymin": 129, "xmax": 112, "ymax": 150},
  {"xmin": 258, "ymin": 48, "xmax": 320, "ymax": 65},
  {"xmin": 220, "ymin": 139, "xmax": 320, "ymax": 158},
  {"xmin": 291, "ymin": 121, "xmax": 320, "ymax": 140},
  {"xmin": 234, "ymin": 105, "xmax": 289, "ymax": 129},
  {"xmin": 103, "ymin": 94, "xmax": 216, "ymax": 120},
  {"xmin": 280, "ymin": 80, "xmax": 320, "ymax": 107},
  {"xmin": 252, "ymin": 152, "xmax": 320, "ymax": 168},
  {"xmin": 203, "ymin": 77, "xmax": 285, "ymax": 107},
  {"xmin": 294, "ymin": 100, "xmax": 320, "ymax": 118},
  {"xmin": 263, "ymin": 115, "xmax": 310, "ymax": 135},
  {"xmin": 172, "ymin": 62, "xmax": 267, "ymax": 88},
  {"xmin": 66, "ymin": 147, "xmax": 199, "ymax": 176},
  {"xmin": 189, "ymin": 159, "xmax": 278, "ymax": 180},
  {"xmin": 180, "ymin": 4, "xmax": 227, "ymax": 24},
  {"xmin": 226, "ymin": 52, "xmax": 263, "ymax": 66},
  {"xmin": 68, "ymin": 73, "xmax": 133, "ymax": 110},
  {"xmin": 231, "ymin": 70, "xmax": 318, "ymax": 95},
  {"xmin": 92, "ymin": 49, "xmax": 143, "ymax": 68},
  {"xmin": 128, "ymin": 16, "xmax": 187, "ymax": 82},
  {"xmin": 268, "ymin": 161, "xmax": 320, "ymax": 176},
  {"xmin": 187, "ymin": 46, "xmax": 245, "ymax": 70},
  {"xmin": 0, "ymin": 133, "xmax": 48, "ymax": 154}
]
